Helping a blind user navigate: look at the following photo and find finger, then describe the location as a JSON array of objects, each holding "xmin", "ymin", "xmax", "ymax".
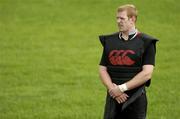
[
  {"xmin": 116, "ymin": 97, "xmax": 123, "ymax": 104},
  {"xmin": 122, "ymin": 94, "xmax": 128, "ymax": 100},
  {"xmin": 121, "ymin": 96, "xmax": 127, "ymax": 102},
  {"xmin": 113, "ymin": 95, "xmax": 116, "ymax": 99},
  {"xmin": 118, "ymin": 94, "xmax": 128, "ymax": 103},
  {"xmin": 108, "ymin": 89, "xmax": 112, "ymax": 93},
  {"xmin": 124, "ymin": 94, "xmax": 129, "ymax": 100},
  {"xmin": 119, "ymin": 94, "xmax": 128, "ymax": 100},
  {"xmin": 109, "ymin": 92, "xmax": 116, "ymax": 98},
  {"xmin": 115, "ymin": 98, "xmax": 121, "ymax": 104},
  {"xmin": 109, "ymin": 89, "xmax": 118, "ymax": 97},
  {"xmin": 123, "ymin": 93, "xmax": 129, "ymax": 98},
  {"xmin": 116, "ymin": 98, "xmax": 120, "ymax": 104},
  {"xmin": 120, "ymin": 98, "xmax": 124, "ymax": 103},
  {"xmin": 108, "ymin": 90, "xmax": 113, "ymax": 96},
  {"xmin": 110, "ymin": 92, "xmax": 115, "ymax": 98},
  {"xmin": 119, "ymin": 96, "xmax": 126, "ymax": 102}
]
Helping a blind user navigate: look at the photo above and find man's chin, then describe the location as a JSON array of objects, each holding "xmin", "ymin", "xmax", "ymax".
[{"xmin": 119, "ymin": 29, "xmax": 124, "ymax": 32}]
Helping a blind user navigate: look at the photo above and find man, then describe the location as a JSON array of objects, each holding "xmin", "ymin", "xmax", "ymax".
[{"xmin": 99, "ymin": 4, "xmax": 158, "ymax": 119}]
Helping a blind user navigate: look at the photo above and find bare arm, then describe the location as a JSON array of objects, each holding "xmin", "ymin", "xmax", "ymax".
[
  {"xmin": 99, "ymin": 65, "xmax": 129, "ymax": 103},
  {"xmin": 109, "ymin": 65, "xmax": 154, "ymax": 99},
  {"xmin": 99, "ymin": 65, "xmax": 114, "ymax": 90},
  {"xmin": 126, "ymin": 65, "xmax": 154, "ymax": 90}
]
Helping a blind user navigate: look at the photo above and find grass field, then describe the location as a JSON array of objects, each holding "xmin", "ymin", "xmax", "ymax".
[{"xmin": 0, "ymin": 0, "xmax": 180, "ymax": 119}]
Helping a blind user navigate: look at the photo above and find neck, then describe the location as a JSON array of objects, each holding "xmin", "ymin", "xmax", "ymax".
[
  {"xmin": 120, "ymin": 26, "xmax": 136, "ymax": 41},
  {"xmin": 128, "ymin": 26, "xmax": 136, "ymax": 35},
  {"xmin": 121, "ymin": 26, "xmax": 136, "ymax": 36}
]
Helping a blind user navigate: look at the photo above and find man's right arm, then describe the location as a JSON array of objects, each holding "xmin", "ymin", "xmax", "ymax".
[
  {"xmin": 99, "ymin": 65, "xmax": 114, "ymax": 90},
  {"xmin": 99, "ymin": 65, "xmax": 129, "ymax": 103}
]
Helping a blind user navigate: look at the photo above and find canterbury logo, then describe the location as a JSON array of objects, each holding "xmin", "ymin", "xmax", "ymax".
[{"xmin": 109, "ymin": 50, "xmax": 135, "ymax": 65}]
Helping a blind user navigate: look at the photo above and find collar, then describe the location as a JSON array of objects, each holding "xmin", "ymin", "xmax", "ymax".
[{"xmin": 119, "ymin": 29, "xmax": 138, "ymax": 40}]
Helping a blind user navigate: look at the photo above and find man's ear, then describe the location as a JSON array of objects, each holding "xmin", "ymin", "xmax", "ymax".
[{"xmin": 131, "ymin": 16, "xmax": 136, "ymax": 23}]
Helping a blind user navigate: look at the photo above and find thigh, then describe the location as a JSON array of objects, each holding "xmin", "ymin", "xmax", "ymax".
[
  {"xmin": 103, "ymin": 93, "xmax": 122, "ymax": 119},
  {"xmin": 104, "ymin": 92, "xmax": 147, "ymax": 119},
  {"xmin": 125, "ymin": 92, "xmax": 148, "ymax": 119}
]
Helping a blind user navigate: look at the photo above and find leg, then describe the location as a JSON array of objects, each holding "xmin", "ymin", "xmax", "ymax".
[
  {"xmin": 124, "ymin": 92, "xmax": 148, "ymax": 119},
  {"xmin": 103, "ymin": 92, "xmax": 119, "ymax": 119}
]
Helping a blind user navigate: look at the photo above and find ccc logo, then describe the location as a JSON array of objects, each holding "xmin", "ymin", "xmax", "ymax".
[{"xmin": 109, "ymin": 50, "xmax": 135, "ymax": 65}]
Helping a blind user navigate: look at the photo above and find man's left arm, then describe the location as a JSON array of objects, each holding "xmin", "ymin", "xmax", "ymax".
[
  {"xmin": 125, "ymin": 65, "xmax": 154, "ymax": 90},
  {"xmin": 109, "ymin": 65, "xmax": 154, "ymax": 96}
]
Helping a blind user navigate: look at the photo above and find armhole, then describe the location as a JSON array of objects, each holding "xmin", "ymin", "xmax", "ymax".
[
  {"xmin": 140, "ymin": 34, "xmax": 159, "ymax": 87},
  {"xmin": 99, "ymin": 35, "xmax": 105, "ymax": 47}
]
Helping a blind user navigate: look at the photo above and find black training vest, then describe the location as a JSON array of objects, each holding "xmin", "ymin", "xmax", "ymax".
[{"xmin": 99, "ymin": 32, "xmax": 158, "ymax": 86}]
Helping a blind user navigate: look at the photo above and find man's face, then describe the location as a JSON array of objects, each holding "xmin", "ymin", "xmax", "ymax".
[{"xmin": 116, "ymin": 11, "xmax": 133, "ymax": 32}]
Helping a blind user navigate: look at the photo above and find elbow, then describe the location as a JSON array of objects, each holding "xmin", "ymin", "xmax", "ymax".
[
  {"xmin": 146, "ymin": 73, "xmax": 152, "ymax": 80},
  {"xmin": 99, "ymin": 66, "xmax": 107, "ymax": 75},
  {"xmin": 142, "ymin": 71, "xmax": 153, "ymax": 81},
  {"xmin": 142, "ymin": 65, "xmax": 154, "ymax": 81}
]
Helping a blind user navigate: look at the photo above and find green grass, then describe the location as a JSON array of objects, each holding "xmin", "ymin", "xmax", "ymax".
[{"xmin": 0, "ymin": 0, "xmax": 180, "ymax": 118}]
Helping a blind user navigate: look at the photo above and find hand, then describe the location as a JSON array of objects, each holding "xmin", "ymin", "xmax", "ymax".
[
  {"xmin": 115, "ymin": 93, "xmax": 129, "ymax": 104},
  {"xmin": 108, "ymin": 83, "xmax": 123, "ymax": 98}
]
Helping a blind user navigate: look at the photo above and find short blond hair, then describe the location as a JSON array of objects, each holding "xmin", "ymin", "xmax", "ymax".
[{"xmin": 117, "ymin": 4, "xmax": 138, "ymax": 21}]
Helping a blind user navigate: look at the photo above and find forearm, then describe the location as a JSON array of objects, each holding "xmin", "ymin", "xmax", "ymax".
[
  {"xmin": 99, "ymin": 66, "xmax": 127, "ymax": 103},
  {"xmin": 99, "ymin": 66, "xmax": 114, "ymax": 90},
  {"xmin": 126, "ymin": 71, "xmax": 151, "ymax": 90},
  {"xmin": 125, "ymin": 65, "xmax": 154, "ymax": 90}
]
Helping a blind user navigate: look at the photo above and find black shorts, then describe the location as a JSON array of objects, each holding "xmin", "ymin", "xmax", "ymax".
[{"xmin": 103, "ymin": 91, "xmax": 147, "ymax": 119}]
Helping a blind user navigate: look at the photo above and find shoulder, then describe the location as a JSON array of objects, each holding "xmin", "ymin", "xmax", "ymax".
[
  {"xmin": 139, "ymin": 32, "xmax": 159, "ymax": 42},
  {"xmin": 99, "ymin": 32, "xmax": 119, "ymax": 46},
  {"xmin": 99, "ymin": 32, "xmax": 119, "ymax": 39},
  {"xmin": 138, "ymin": 32, "xmax": 159, "ymax": 50}
]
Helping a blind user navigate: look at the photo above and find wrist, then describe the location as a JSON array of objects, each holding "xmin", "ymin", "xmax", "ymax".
[
  {"xmin": 107, "ymin": 84, "xmax": 115, "ymax": 91},
  {"xmin": 118, "ymin": 83, "xmax": 128, "ymax": 92}
]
